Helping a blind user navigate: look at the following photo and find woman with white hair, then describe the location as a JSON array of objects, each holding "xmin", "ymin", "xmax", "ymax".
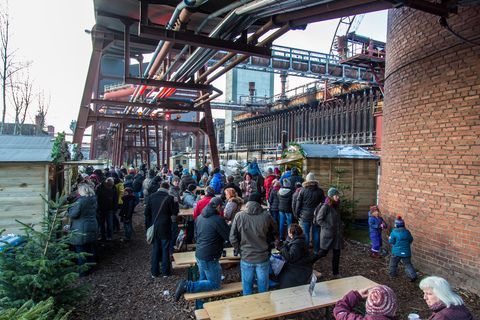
[
  {"xmin": 68, "ymin": 183, "xmax": 98, "ymax": 274},
  {"xmin": 419, "ymin": 276, "xmax": 473, "ymax": 319}
]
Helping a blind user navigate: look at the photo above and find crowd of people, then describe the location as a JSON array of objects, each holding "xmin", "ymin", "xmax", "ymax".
[{"xmin": 65, "ymin": 159, "xmax": 474, "ymax": 319}]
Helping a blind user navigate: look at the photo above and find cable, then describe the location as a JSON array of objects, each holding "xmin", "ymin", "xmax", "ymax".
[{"xmin": 439, "ymin": 17, "xmax": 480, "ymax": 47}]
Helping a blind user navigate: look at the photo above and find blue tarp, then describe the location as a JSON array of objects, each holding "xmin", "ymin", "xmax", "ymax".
[{"xmin": 300, "ymin": 144, "xmax": 379, "ymax": 160}]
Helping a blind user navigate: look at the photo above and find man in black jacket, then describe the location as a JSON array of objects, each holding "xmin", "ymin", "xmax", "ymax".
[
  {"xmin": 145, "ymin": 181, "xmax": 179, "ymax": 278},
  {"xmin": 175, "ymin": 197, "xmax": 229, "ymax": 307},
  {"xmin": 96, "ymin": 177, "xmax": 118, "ymax": 241},
  {"xmin": 221, "ymin": 175, "xmax": 242, "ymax": 200}
]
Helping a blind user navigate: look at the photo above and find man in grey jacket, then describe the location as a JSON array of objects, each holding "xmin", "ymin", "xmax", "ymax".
[{"xmin": 230, "ymin": 192, "xmax": 277, "ymax": 295}]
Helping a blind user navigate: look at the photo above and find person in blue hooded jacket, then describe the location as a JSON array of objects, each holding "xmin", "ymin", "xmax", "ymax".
[
  {"xmin": 368, "ymin": 205, "xmax": 387, "ymax": 258},
  {"xmin": 388, "ymin": 216, "xmax": 417, "ymax": 281},
  {"xmin": 209, "ymin": 167, "xmax": 224, "ymax": 194}
]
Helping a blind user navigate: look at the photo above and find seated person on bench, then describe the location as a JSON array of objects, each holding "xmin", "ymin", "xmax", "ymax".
[
  {"xmin": 277, "ymin": 223, "xmax": 319, "ymax": 289},
  {"xmin": 175, "ymin": 197, "xmax": 230, "ymax": 307}
]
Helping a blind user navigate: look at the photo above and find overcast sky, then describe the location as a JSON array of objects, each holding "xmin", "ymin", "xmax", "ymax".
[{"xmin": 5, "ymin": 1, "xmax": 387, "ymax": 133}]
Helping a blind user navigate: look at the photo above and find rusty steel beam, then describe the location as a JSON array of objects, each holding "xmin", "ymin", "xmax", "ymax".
[
  {"xmin": 91, "ymin": 99, "xmax": 203, "ymax": 112},
  {"xmin": 138, "ymin": 25, "xmax": 272, "ymax": 59},
  {"xmin": 124, "ymin": 76, "xmax": 214, "ymax": 92},
  {"xmin": 87, "ymin": 113, "xmax": 201, "ymax": 132}
]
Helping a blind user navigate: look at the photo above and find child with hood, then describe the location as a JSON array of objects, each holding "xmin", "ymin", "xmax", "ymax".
[
  {"xmin": 368, "ymin": 205, "xmax": 387, "ymax": 258},
  {"xmin": 388, "ymin": 216, "xmax": 417, "ymax": 281}
]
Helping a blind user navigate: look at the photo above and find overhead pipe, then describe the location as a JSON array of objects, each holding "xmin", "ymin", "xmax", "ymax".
[{"xmin": 131, "ymin": 0, "xmax": 208, "ymax": 102}]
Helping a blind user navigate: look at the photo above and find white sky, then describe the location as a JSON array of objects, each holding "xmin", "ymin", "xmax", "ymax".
[{"xmin": 5, "ymin": 1, "xmax": 387, "ymax": 133}]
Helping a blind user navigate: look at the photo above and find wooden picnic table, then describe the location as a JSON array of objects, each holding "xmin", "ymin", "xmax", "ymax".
[
  {"xmin": 203, "ymin": 275, "xmax": 378, "ymax": 320},
  {"xmin": 179, "ymin": 208, "xmax": 194, "ymax": 217},
  {"xmin": 173, "ymin": 247, "xmax": 240, "ymax": 266}
]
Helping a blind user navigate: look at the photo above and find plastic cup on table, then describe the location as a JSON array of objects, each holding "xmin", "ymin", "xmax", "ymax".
[{"xmin": 408, "ymin": 313, "xmax": 420, "ymax": 320}]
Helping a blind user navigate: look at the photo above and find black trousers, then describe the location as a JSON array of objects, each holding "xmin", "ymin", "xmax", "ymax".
[{"xmin": 318, "ymin": 248, "xmax": 341, "ymax": 276}]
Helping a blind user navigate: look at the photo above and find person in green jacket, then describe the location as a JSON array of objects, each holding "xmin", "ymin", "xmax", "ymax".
[{"xmin": 388, "ymin": 216, "xmax": 417, "ymax": 281}]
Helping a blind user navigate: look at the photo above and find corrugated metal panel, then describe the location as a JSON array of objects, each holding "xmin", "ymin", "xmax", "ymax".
[
  {"xmin": 0, "ymin": 135, "xmax": 54, "ymax": 162},
  {"xmin": 300, "ymin": 144, "xmax": 379, "ymax": 160}
]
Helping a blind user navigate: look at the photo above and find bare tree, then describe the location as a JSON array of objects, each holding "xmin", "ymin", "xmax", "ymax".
[
  {"xmin": 10, "ymin": 69, "xmax": 33, "ymax": 134},
  {"xmin": 35, "ymin": 89, "xmax": 50, "ymax": 134},
  {"xmin": 0, "ymin": 2, "xmax": 25, "ymax": 134}
]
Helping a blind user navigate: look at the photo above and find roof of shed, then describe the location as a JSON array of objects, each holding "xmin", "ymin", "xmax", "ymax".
[
  {"xmin": 300, "ymin": 144, "xmax": 379, "ymax": 160},
  {"xmin": 0, "ymin": 135, "xmax": 54, "ymax": 163}
]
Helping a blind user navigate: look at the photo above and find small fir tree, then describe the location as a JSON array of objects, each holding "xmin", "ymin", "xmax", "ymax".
[
  {"xmin": 0, "ymin": 297, "xmax": 70, "ymax": 320},
  {"xmin": 0, "ymin": 194, "xmax": 90, "ymax": 311}
]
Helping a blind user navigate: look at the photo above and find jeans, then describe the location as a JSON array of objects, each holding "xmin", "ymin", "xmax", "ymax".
[
  {"xmin": 74, "ymin": 242, "xmax": 96, "ymax": 276},
  {"xmin": 240, "ymin": 260, "xmax": 269, "ymax": 295},
  {"xmin": 99, "ymin": 210, "xmax": 114, "ymax": 240},
  {"xmin": 389, "ymin": 255, "xmax": 417, "ymax": 280},
  {"xmin": 270, "ymin": 210, "xmax": 279, "ymax": 226},
  {"xmin": 301, "ymin": 221, "xmax": 320, "ymax": 253},
  {"xmin": 151, "ymin": 238, "xmax": 171, "ymax": 277},
  {"xmin": 187, "ymin": 258, "xmax": 222, "ymax": 308},
  {"xmin": 318, "ymin": 248, "xmax": 341, "ymax": 276},
  {"xmin": 170, "ymin": 222, "xmax": 179, "ymax": 255},
  {"xmin": 123, "ymin": 221, "xmax": 133, "ymax": 240},
  {"xmin": 279, "ymin": 212, "xmax": 293, "ymax": 240}
]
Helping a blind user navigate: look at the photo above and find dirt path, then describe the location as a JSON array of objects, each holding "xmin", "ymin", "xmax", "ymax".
[{"xmin": 72, "ymin": 206, "xmax": 479, "ymax": 319}]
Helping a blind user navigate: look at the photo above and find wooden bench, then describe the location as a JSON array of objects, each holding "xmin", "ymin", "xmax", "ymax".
[
  {"xmin": 184, "ymin": 282, "xmax": 243, "ymax": 301},
  {"xmin": 194, "ymin": 309, "xmax": 209, "ymax": 320},
  {"xmin": 203, "ymin": 275, "xmax": 378, "ymax": 320}
]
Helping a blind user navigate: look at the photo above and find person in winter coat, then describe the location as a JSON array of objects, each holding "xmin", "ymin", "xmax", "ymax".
[
  {"xmin": 142, "ymin": 169, "xmax": 156, "ymax": 200},
  {"xmin": 279, "ymin": 167, "xmax": 291, "ymax": 184},
  {"xmin": 278, "ymin": 179, "xmax": 294, "ymax": 240},
  {"xmin": 230, "ymin": 193, "xmax": 277, "ymax": 295},
  {"xmin": 274, "ymin": 167, "xmax": 282, "ymax": 180},
  {"xmin": 264, "ymin": 168, "xmax": 276, "ymax": 201},
  {"xmin": 180, "ymin": 168, "xmax": 197, "ymax": 193},
  {"xmin": 119, "ymin": 187, "xmax": 136, "ymax": 241},
  {"xmin": 209, "ymin": 168, "xmax": 224, "ymax": 194},
  {"xmin": 291, "ymin": 181, "xmax": 303, "ymax": 219},
  {"xmin": 222, "ymin": 175, "xmax": 242, "ymax": 200},
  {"xmin": 388, "ymin": 216, "xmax": 417, "ymax": 281},
  {"xmin": 123, "ymin": 173, "xmax": 134, "ymax": 190},
  {"xmin": 68, "ymin": 183, "xmax": 98, "ymax": 269},
  {"xmin": 277, "ymin": 224, "xmax": 318, "ymax": 289},
  {"xmin": 145, "ymin": 181, "xmax": 179, "ymax": 277},
  {"xmin": 193, "ymin": 187, "xmax": 216, "ymax": 220},
  {"xmin": 224, "ymin": 188, "xmax": 243, "ymax": 224},
  {"xmin": 132, "ymin": 172, "xmax": 145, "ymax": 201},
  {"xmin": 96, "ymin": 177, "xmax": 118, "ymax": 241},
  {"xmin": 315, "ymin": 187, "xmax": 343, "ymax": 277},
  {"xmin": 333, "ymin": 285, "xmax": 398, "ymax": 320},
  {"xmin": 182, "ymin": 184, "xmax": 199, "ymax": 209},
  {"xmin": 239, "ymin": 172, "xmax": 257, "ymax": 202},
  {"xmin": 169, "ymin": 177, "xmax": 183, "ymax": 255},
  {"xmin": 268, "ymin": 180, "xmax": 281, "ymax": 225},
  {"xmin": 288, "ymin": 167, "xmax": 303, "ymax": 191},
  {"xmin": 247, "ymin": 157, "xmax": 262, "ymax": 177},
  {"xmin": 111, "ymin": 172, "xmax": 124, "ymax": 232},
  {"xmin": 295, "ymin": 173, "xmax": 325, "ymax": 254},
  {"xmin": 419, "ymin": 276, "xmax": 474, "ymax": 320},
  {"xmin": 174, "ymin": 197, "xmax": 230, "ymax": 308},
  {"xmin": 368, "ymin": 205, "xmax": 387, "ymax": 258}
]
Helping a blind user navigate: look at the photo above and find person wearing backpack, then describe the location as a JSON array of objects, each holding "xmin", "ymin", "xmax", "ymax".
[
  {"xmin": 314, "ymin": 187, "xmax": 343, "ymax": 278},
  {"xmin": 295, "ymin": 173, "xmax": 325, "ymax": 254}
]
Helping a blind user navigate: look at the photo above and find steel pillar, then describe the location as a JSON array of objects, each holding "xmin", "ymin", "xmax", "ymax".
[{"xmin": 155, "ymin": 125, "xmax": 160, "ymax": 169}]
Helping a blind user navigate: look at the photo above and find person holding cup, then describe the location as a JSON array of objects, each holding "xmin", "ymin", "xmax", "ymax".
[
  {"xmin": 419, "ymin": 276, "xmax": 473, "ymax": 319},
  {"xmin": 333, "ymin": 285, "xmax": 397, "ymax": 319}
]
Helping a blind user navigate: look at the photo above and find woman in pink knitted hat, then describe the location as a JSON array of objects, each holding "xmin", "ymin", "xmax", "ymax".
[{"xmin": 333, "ymin": 285, "xmax": 397, "ymax": 319}]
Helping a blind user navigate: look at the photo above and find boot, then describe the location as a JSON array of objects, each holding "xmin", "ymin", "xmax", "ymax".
[{"xmin": 370, "ymin": 251, "xmax": 380, "ymax": 258}]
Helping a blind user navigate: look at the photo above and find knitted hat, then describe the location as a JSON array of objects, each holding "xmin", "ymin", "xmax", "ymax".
[
  {"xmin": 395, "ymin": 216, "xmax": 405, "ymax": 228},
  {"xmin": 366, "ymin": 285, "xmax": 397, "ymax": 317},
  {"xmin": 283, "ymin": 179, "xmax": 291, "ymax": 188},
  {"xmin": 327, "ymin": 187, "xmax": 340, "ymax": 197},
  {"xmin": 267, "ymin": 167, "xmax": 273, "ymax": 174},
  {"xmin": 248, "ymin": 192, "xmax": 262, "ymax": 204},
  {"xmin": 306, "ymin": 172, "xmax": 315, "ymax": 182},
  {"xmin": 274, "ymin": 167, "xmax": 281, "ymax": 175},
  {"xmin": 209, "ymin": 196, "xmax": 224, "ymax": 208}
]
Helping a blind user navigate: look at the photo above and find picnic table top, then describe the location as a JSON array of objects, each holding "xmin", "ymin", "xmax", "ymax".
[
  {"xmin": 203, "ymin": 275, "xmax": 378, "ymax": 320},
  {"xmin": 173, "ymin": 247, "xmax": 239, "ymax": 265}
]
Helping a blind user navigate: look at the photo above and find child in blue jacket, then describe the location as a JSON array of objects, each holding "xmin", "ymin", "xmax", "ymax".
[
  {"xmin": 368, "ymin": 205, "xmax": 387, "ymax": 258},
  {"xmin": 388, "ymin": 216, "xmax": 417, "ymax": 281}
]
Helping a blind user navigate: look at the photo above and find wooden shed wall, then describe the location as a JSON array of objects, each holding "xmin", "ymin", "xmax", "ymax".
[
  {"xmin": 305, "ymin": 158, "xmax": 378, "ymax": 219},
  {"xmin": 0, "ymin": 163, "xmax": 48, "ymax": 234}
]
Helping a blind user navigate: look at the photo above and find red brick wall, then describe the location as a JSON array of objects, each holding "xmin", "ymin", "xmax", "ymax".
[{"xmin": 381, "ymin": 5, "xmax": 480, "ymax": 293}]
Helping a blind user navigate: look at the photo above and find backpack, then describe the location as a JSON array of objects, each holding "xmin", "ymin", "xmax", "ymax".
[{"xmin": 313, "ymin": 202, "xmax": 325, "ymax": 226}]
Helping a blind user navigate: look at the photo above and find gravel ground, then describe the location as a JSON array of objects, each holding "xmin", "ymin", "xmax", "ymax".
[{"xmin": 71, "ymin": 205, "xmax": 480, "ymax": 320}]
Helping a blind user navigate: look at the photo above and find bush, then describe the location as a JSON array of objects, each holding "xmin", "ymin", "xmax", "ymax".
[
  {"xmin": 0, "ymin": 298, "xmax": 70, "ymax": 320},
  {"xmin": 0, "ymin": 195, "xmax": 90, "ymax": 311}
]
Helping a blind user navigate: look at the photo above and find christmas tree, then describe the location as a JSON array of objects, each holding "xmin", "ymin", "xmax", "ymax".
[{"xmin": 0, "ymin": 194, "xmax": 90, "ymax": 311}]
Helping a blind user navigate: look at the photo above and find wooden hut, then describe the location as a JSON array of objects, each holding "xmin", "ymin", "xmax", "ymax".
[
  {"xmin": 0, "ymin": 135, "xmax": 54, "ymax": 234},
  {"xmin": 280, "ymin": 144, "xmax": 379, "ymax": 219}
]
